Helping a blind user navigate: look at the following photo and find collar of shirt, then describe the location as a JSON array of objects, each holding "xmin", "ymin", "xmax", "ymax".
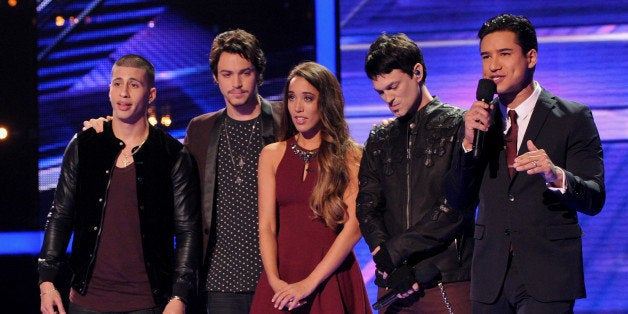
[{"xmin": 499, "ymin": 81, "xmax": 542, "ymax": 151}]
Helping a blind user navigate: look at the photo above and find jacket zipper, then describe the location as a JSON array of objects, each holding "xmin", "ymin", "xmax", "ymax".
[{"xmin": 405, "ymin": 123, "xmax": 415, "ymax": 229}]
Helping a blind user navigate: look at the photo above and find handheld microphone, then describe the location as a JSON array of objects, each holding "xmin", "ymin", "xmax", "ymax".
[
  {"xmin": 372, "ymin": 262, "xmax": 441, "ymax": 310},
  {"xmin": 472, "ymin": 78, "xmax": 497, "ymax": 159}
]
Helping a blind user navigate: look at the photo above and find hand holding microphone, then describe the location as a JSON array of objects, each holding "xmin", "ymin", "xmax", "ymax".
[
  {"xmin": 471, "ymin": 79, "xmax": 497, "ymax": 159},
  {"xmin": 372, "ymin": 262, "xmax": 441, "ymax": 310}
]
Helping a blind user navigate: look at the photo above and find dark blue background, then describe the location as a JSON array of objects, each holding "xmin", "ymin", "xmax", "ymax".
[{"xmin": 1, "ymin": 0, "xmax": 626, "ymax": 312}]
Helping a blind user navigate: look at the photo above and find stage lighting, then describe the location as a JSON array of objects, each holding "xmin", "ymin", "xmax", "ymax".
[
  {"xmin": 55, "ymin": 15, "xmax": 65, "ymax": 27},
  {"xmin": 148, "ymin": 105, "xmax": 158, "ymax": 126}
]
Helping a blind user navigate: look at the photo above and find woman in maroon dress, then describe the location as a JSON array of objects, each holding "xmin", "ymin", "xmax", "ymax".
[{"xmin": 250, "ymin": 62, "xmax": 371, "ymax": 313}]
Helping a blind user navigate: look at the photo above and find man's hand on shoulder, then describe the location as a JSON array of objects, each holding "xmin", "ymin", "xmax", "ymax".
[{"xmin": 82, "ymin": 116, "xmax": 112, "ymax": 132}]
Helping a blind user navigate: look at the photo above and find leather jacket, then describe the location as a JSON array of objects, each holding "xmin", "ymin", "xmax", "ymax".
[
  {"xmin": 357, "ymin": 97, "xmax": 474, "ymax": 283},
  {"xmin": 38, "ymin": 122, "xmax": 202, "ymax": 305}
]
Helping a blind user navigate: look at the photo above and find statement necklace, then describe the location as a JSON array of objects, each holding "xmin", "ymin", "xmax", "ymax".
[
  {"xmin": 290, "ymin": 143, "xmax": 318, "ymax": 164},
  {"xmin": 224, "ymin": 117, "xmax": 259, "ymax": 184},
  {"xmin": 290, "ymin": 136, "xmax": 319, "ymax": 181}
]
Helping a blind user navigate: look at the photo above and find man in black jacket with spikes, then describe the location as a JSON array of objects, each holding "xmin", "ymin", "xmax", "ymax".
[{"xmin": 357, "ymin": 33, "xmax": 473, "ymax": 313}]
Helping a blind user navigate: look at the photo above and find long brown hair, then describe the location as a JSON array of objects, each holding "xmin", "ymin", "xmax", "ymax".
[{"xmin": 280, "ymin": 62, "xmax": 362, "ymax": 231}]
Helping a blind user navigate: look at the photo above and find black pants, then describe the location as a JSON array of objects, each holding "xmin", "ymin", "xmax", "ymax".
[
  {"xmin": 472, "ymin": 254, "xmax": 575, "ymax": 314},
  {"xmin": 68, "ymin": 303, "xmax": 163, "ymax": 314},
  {"xmin": 205, "ymin": 291, "xmax": 254, "ymax": 314}
]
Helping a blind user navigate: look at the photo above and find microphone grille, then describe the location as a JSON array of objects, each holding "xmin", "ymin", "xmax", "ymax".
[{"xmin": 476, "ymin": 78, "xmax": 496, "ymax": 102}]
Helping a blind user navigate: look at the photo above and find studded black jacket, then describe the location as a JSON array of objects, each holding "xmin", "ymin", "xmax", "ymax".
[{"xmin": 357, "ymin": 97, "xmax": 474, "ymax": 284}]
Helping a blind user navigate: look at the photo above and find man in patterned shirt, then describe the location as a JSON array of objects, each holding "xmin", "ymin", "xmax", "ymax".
[{"xmin": 184, "ymin": 29, "xmax": 282, "ymax": 313}]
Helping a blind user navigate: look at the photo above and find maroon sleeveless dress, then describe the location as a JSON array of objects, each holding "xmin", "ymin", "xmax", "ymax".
[{"xmin": 250, "ymin": 139, "xmax": 372, "ymax": 314}]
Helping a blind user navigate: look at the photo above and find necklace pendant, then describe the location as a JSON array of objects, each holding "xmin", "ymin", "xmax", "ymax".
[
  {"xmin": 235, "ymin": 176, "xmax": 243, "ymax": 184},
  {"xmin": 238, "ymin": 157, "xmax": 245, "ymax": 168}
]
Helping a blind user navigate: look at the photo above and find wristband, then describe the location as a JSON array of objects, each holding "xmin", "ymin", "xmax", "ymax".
[
  {"xmin": 40, "ymin": 287, "xmax": 57, "ymax": 297},
  {"xmin": 169, "ymin": 295, "xmax": 186, "ymax": 305}
]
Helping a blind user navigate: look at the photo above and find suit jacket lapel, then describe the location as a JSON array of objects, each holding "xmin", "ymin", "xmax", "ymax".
[
  {"xmin": 260, "ymin": 98, "xmax": 278, "ymax": 145},
  {"xmin": 519, "ymin": 89, "xmax": 556, "ymax": 156},
  {"xmin": 508, "ymin": 89, "xmax": 556, "ymax": 185}
]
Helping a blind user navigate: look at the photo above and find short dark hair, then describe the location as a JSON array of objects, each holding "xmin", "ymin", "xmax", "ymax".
[
  {"xmin": 209, "ymin": 29, "xmax": 267, "ymax": 85},
  {"xmin": 113, "ymin": 54, "xmax": 155, "ymax": 87},
  {"xmin": 364, "ymin": 33, "xmax": 426, "ymax": 83},
  {"xmin": 478, "ymin": 14, "xmax": 538, "ymax": 54}
]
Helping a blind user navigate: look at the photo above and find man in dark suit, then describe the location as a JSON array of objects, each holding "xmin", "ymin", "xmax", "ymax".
[{"xmin": 444, "ymin": 14, "xmax": 605, "ymax": 313}]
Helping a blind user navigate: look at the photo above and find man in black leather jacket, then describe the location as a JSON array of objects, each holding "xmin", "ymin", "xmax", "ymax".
[
  {"xmin": 38, "ymin": 54, "xmax": 201, "ymax": 314},
  {"xmin": 357, "ymin": 33, "xmax": 474, "ymax": 313}
]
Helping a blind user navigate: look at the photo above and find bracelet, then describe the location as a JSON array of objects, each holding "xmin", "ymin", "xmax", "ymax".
[
  {"xmin": 40, "ymin": 287, "xmax": 57, "ymax": 297},
  {"xmin": 168, "ymin": 295, "xmax": 186, "ymax": 304}
]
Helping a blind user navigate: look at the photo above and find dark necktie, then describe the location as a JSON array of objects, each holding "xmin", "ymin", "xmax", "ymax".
[{"xmin": 505, "ymin": 110, "xmax": 518, "ymax": 177}]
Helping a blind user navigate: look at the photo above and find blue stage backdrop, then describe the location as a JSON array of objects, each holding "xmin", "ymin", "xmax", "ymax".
[{"xmin": 0, "ymin": 0, "xmax": 626, "ymax": 312}]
